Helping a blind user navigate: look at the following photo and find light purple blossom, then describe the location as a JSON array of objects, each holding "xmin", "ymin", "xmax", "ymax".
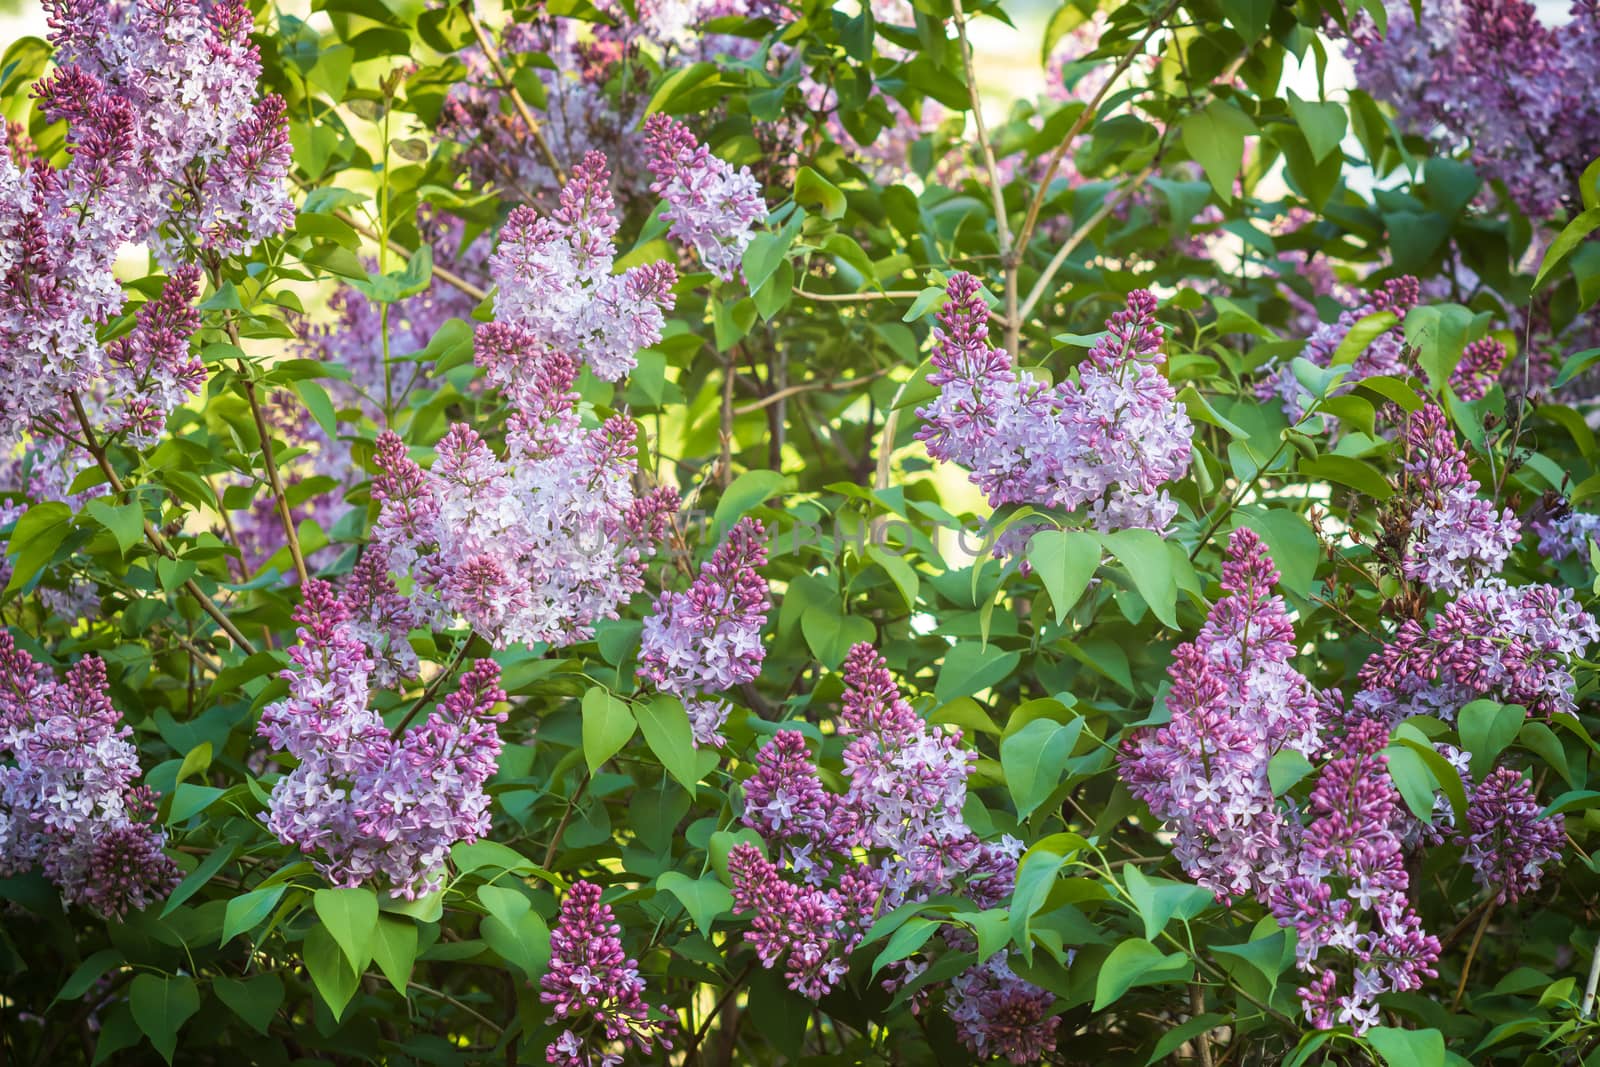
[
  {"xmin": 1458, "ymin": 766, "xmax": 1564, "ymax": 903},
  {"xmin": 643, "ymin": 114, "xmax": 768, "ymax": 281},
  {"xmin": 1399, "ymin": 403, "xmax": 1520, "ymax": 592}
]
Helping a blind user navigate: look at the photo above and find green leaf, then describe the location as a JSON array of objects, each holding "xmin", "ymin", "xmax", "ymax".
[
  {"xmin": 212, "ymin": 975, "xmax": 283, "ymax": 1035},
  {"xmin": 54, "ymin": 949, "xmax": 123, "ymax": 1005},
  {"xmin": 222, "ymin": 885, "xmax": 286, "ymax": 945},
  {"xmin": 1367, "ymin": 1027, "xmax": 1445, "ymax": 1067},
  {"xmin": 635, "ymin": 695, "xmax": 702, "ymax": 792},
  {"xmin": 1212, "ymin": 929, "xmax": 1289, "ymax": 994},
  {"xmin": 1092, "ymin": 938, "xmax": 1190, "ymax": 1010},
  {"xmin": 129, "ymin": 974, "xmax": 200, "ymax": 1064},
  {"xmin": 1267, "ymin": 750, "xmax": 1316, "ymax": 795},
  {"xmin": 582, "ymin": 687, "xmax": 636, "ymax": 775},
  {"xmin": 1533, "ymin": 207, "xmax": 1600, "ymax": 291},
  {"xmin": 295, "ymin": 380, "xmax": 338, "ymax": 438},
  {"xmin": 1459, "ymin": 699, "xmax": 1525, "ymax": 777},
  {"xmin": 1405, "ymin": 303, "xmax": 1478, "ymax": 387},
  {"xmin": 1001, "ymin": 717, "xmax": 1081, "ymax": 820},
  {"xmin": 5, "ymin": 502, "xmax": 72, "ymax": 594},
  {"xmin": 372, "ymin": 916, "xmax": 417, "ymax": 994},
  {"xmin": 313, "ymin": 887, "xmax": 379, "ymax": 976},
  {"xmin": 657, "ymin": 871, "xmax": 734, "ymax": 937},
  {"xmin": 478, "ymin": 886, "xmax": 551, "ymax": 979},
  {"xmin": 161, "ymin": 840, "xmax": 237, "ymax": 916},
  {"xmin": 1101, "ymin": 529, "xmax": 1179, "ymax": 629},
  {"xmin": 1386, "ymin": 745, "xmax": 1439, "ymax": 823},
  {"xmin": 801, "ymin": 604, "xmax": 875, "ymax": 668},
  {"xmin": 1147, "ymin": 1014, "xmax": 1228, "ymax": 1066},
  {"xmin": 1286, "ymin": 89, "xmax": 1347, "ymax": 162},
  {"xmin": 712, "ymin": 470, "xmax": 787, "ymax": 536},
  {"xmin": 167, "ymin": 783, "xmax": 224, "ymax": 823},
  {"xmin": 302, "ymin": 924, "xmax": 360, "ymax": 1020},
  {"xmin": 1180, "ymin": 100, "xmax": 1257, "ymax": 202},
  {"xmin": 1329, "ymin": 310, "xmax": 1398, "ymax": 366},
  {"xmin": 795, "ymin": 166, "xmax": 847, "ymax": 220},
  {"xmin": 1297, "ymin": 454, "xmax": 1393, "ymax": 500},
  {"xmin": 872, "ymin": 917, "xmax": 938, "ymax": 976},
  {"xmin": 934, "ymin": 641, "xmax": 1022, "ymax": 705},
  {"xmin": 86, "ymin": 499, "xmax": 145, "ymax": 557},
  {"xmin": 1123, "ymin": 865, "xmax": 1213, "ymax": 941},
  {"xmin": 1026, "ymin": 529, "xmax": 1100, "ymax": 624}
]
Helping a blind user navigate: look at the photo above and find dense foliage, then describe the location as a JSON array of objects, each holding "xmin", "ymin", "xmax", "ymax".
[{"xmin": 2, "ymin": 0, "xmax": 1600, "ymax": 1063}]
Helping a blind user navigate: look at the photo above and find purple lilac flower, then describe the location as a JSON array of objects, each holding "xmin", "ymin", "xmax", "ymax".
[
  {"xmin": 946, "ymin": 954, "xmax": 1060, "ymax": 1064},
  {"xmin": 1458, "ymin": 766, "xmax": 1563, "ymax": 903},
  {"xmin": 1399, "ymin": 403, "xmax": 1520, "ymax": 592},
  {"xmin": 1268, "ymin": 722, "xmax": 1441, "ymax": 1034},
  {"xmin": 370, "ymin": 339, "xmax": 678, "ymax": 649},
  {"xmin": 643, "ymin": 115, "xmax": 768, "ymax": 282},
  {"xmin": 1453, "ymin": 337, "xmax": 1510, "ymax": 401},
  {"xmin": 637, "ymin": 518, "xmax": 770, "ymax": 747},
  {"xmin": 1257, "ymin": 276, "xmax": 1420, "ymax": 423},
  {"xmin": 1353, "ymin": 578, "xmax": 1599, "ymax": 723},
  {"xmin": 728, "ymin": 843, "xmax": 881, "ymax": 999},
  {"xmin": 0, "ymin": 0, "xmax": 289, "ymax": 443},
  {"xmin": 1342, "ymin": 0, "xmax": 1600, "ymax": 217},
  {"xmin": 490, "ymin": 151, "xmax": 677, "ymax": 381},
  {"xmin": 916, "ymin": 273, "xmax": 1193, "ymax": 537},
  {"xmin": 0, "ymin": 633, "xmax": 178, "ymax": 918},
  {"xmin": 0, "ymin": 435, "xmax": 104, "ymax": 617},
  {"xmin": 1531, "ymin": 508, "xmax": 1600, "ymax": 562},
  {"xmin": 256, "ymin": 581, "xmax": 506, "ymax": 898},
  {"xmin": 1120, "ymin": 528, "xmax": 1323, "ymax": 900},
  {"xmin": 541, "ymin": 879, "xmax": 675, "ymax": 1066},
  {"xmin": 100, "ymin": 266, "xmax": 204, "ymax": 447},
  {"xmin": 342, "ymin": 546, "xmax": 420, "ymax": 688}
]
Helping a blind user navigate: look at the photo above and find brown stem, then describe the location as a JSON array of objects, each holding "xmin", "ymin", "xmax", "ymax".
[
  {"xmin": 465, "ymin": 9, "xmax": 566, "ymax": 184},
  {"xmin": 68, "ymin": 394, "xmax": 257, "ymax": 655},
  {"xmin": 392, "ymin": 640, "xmax": 471, "ymax": 737},
  {"xmin": 335, "ymin": 207, "xmax": 488, "ymax": 302},
  {"xmin": 733, "ymin": 368, "xmax": 890, "ymax": 415},
  {"xmin": 1016, "ymin": 164, "xmax": 1155, "ymax": 324},
  {"xmin": 541, "ymin": 773, "xmax": 591, "ymax": 869},
  {"xmin": 1190, "ymin": 985, "xmax": 1215, "ymax": 1067},
  {"xmin": 684, "ymin": 960, "xmax": 758, "ymax": 1063},
  {"xmin": 1452, "ymin": 899, "xmax": 1497, "ymax": 1011},
  {"xmin": 237, "ymin": 363, "xmax": 310, "ymax": 586},
  {"xmin": 949, "ymin": 0, "xmax": 1015, "ymax": 354},
  {"xmin": 1012, "ymin": 3, "xmax": 1177, "ymax": 260}
]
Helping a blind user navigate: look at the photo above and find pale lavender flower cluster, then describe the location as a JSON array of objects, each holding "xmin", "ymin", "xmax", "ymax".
[
  {"xmin": 643, "ymin": 115, "xmax": 768, "ymax": 282},
  {"xmin": 0, "ymin": 632, "xmax": 178, "ymax": 918},
  {"xmin": 371, "ymin": 335, "xmax": 677, "ymax": 650},
  {"xmin": 1399, "ymin": 403, "xmax": 1520, "ymax": 592},
  {"xmin": 490, "ymin": 152, "xmax": 677, "ymax": 382},
  {"xmin": 256, "ymin": 580, "xmax": 506, "ymax": 898},
  {"xmin": 1354, "ymin": 578, "xmax": 1599, "ymax": 722},
  {"xmin": 0, "ymin": 0, "xmax": 290, "ymax": 443},
  {"xmin": 1459, "ymin": 766, "xmax": 1564, "ymax": 903},
  {"xmin": 1120, "ymin": 528, "xmax": 1323, "ymax": 899},
  {"xmin": 917, "ymin": 273, "xmax": 1193, "ymax": 536},
  {"xmin": 1258, "ymin": 276, "xmax": 1420, "ymax": 423},
  {"xmin": 1531, "ymin": 508, "xmax": 1600, "ymax": 562},
  {"xmin": 730, "ymin": 643, "xmax": 1056, "ymax": 1060},
  {"xmin": 638, "ymin": 518, "xmax": 771, "ymax": 747},
  {"xmin": 541, "ymin": 879, "xmax": 674, "ymax": 1067},
  {"xmin": 1266, "ymin": 721, "xmax": 1441, "ymax": 1033},
  {"xmin": 1453, "ymin": 337, "xmax": 1511, "ymax": 401},
  {"xmin": 100, "ymin": 266, "xmax": 205, "ymax": 448},
  {"xmin": 1343, "ymin": 0, "xmax": 1600, "ymax": 217}
]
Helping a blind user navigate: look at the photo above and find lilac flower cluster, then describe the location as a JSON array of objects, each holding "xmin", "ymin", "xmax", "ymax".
[
  {"xmin": 1120, "ymin": 528, "xmax": 1323, "ymax": 899},
  {"xmin": 490, "ymin": 151, "xmax": 677, "ymax": 382},
  {"xmin": 1258, "ymin": 276, "xmax": 1420, "ymax": 423},
  {"xmin": 0, "ymin": 436, "xmax": 103, "ymax": 617},
  {"xmin": 643, "ymin": 115, "xmax": 768, "ymax": 281},
  {"xmin": 372, "ymin": 336, "xmax": 677, "ymax": 649},
  {"xmin": 1343, "ymin": 0, "xmax": 1600, "ymax": 217},
  {"xmin": 0, "ymin": 633, "xmax": 178, "ymax": 918},
  {"xmin": 1398, "ymin": 403, "xmax": 1520, "ymax": 592},
  {"xmin": 1531, "ymin": 508, "xmax": 1600, "ymax": 563},
  {"xmin": 256, "ymin": 581, "xmax": 505, "ymax": 898},
  {"xmin": 1266, "ymin": 721, "xmax": 1441, "ymax": 1033},
  {"xmin": 1354, "ymin": 578, "xmax": 1598, "ymax": 722},
  {"xmin": 730, "ymin": 643, "xmax": 1056, "ymax": 1060},
  {"xmin": 1453, "ymin": 337, "xmax": 1511, "ymax": 401},
  {"xmin": 541, "ymin": 879, "xmax": 674, "ymax": 1067},
  {"xmin": 916, "ymin": 273, "xmax": 1193, "ymax": 536},
  {"xmin": 638, "ymin": 518, "xmax": 771, "ymax": 747},
  {"xmin": 1459, "ymin": 766, "xmax": 1564, "ymax": 903},
  {"xmin": 0, "ymin": 0, "xmax": 290, "ymax": 442},
  {"xmin": 100, "ymin": 267, "xmax": 205, "ymax": 448}
]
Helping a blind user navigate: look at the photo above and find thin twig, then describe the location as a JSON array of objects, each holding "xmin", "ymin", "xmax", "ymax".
[
  {"xmin": 1012, "ymin": 3, "xmax": 1178, "ymax": 260},
  {"xmin": 542, "ymin": 773, "xmax": 591, "ymax": 869},
  {"xmin": 949, "ymin": 0, "xmax": 1017, "ymax": 354},
  {"xmin": 236, "ymin": 360, "xmax": 311, "ymax": 586},
  {"xmin": 408, "ymin": 982, "xmax": 504, "ymax": 1034},
  {"xmin": 465, "ymin": 9, "xmax": 566, "ymax": 184},
  {"xmin": 335, "ymin": 208, "xmax": 489, "ymax": 301},
  {"xmin": 1190, "ymin": 985, "xmax": 1215, "ymax": 1067},
  {"xmin": 68, "ymin": 394, "xmax": 257, "ymax": 655},
  {"xmin": 1452, "ymin": 900, "xmax": 1497, "ymax": 1011},
  {"xmin": 733, "ymin": 369, "xmax": 890, "ymax": 415},
  {"xmin": 684, "ymin": 960, "xmax": 758, "ymax": 1062},
  {"xmin": 392, "ymin": 640, "xmax": 472, "ymax": 737},
  {"xmin": 1016, "ymin": 164, "xmax": 1155, "ymax": 324},
  {"xmin": 795, "ymin": 286, "xmax": 1008, "ymax": 325}
]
